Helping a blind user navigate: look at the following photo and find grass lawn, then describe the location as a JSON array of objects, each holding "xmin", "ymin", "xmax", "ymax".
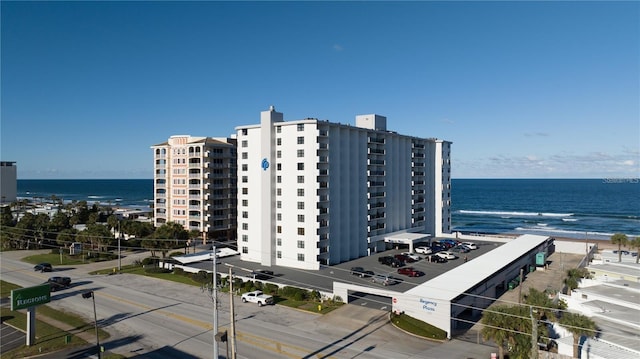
[
  {"xmin": 22, "ymin": 252, "xmax": 94, "ymax": 266},
  {"xmin": 0, "ymin": 280, "xmax": 112, "ymax": 359},
  {"xmin": 390, "ymin": 312, "xmax": 447, "ymax": 340}
]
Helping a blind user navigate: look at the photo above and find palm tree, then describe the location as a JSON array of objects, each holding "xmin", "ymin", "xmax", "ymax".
[
  {"xmin": 559, "ymin": 312, "xmax": 597, "ymax": 358},
  {"xmin": 610, "ymin": 233, "xmax": 628, "ymax": 262},
  {"xmin": 481, "ymin": 306, "xmax": 510, "ymax": 359},
  {"xmin": 629, "ymin": 237, "xmax": 640, "ymax": 264}
]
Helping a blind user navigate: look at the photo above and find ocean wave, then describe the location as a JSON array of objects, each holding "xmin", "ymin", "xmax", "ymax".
[
  {"xmin": 87, "ymin": 195, "xmax": 105, "ymax": 199},
  {"xmin": 562, "ymin": 218, "xmax": 578, "ymax": 222},
  {"xmin": 514, "ymin": 226, "xmax": 618, "ymax": 238},
  {"xmin": 459, "ymin": 210, "xmax": 573, "ymax": 218}
]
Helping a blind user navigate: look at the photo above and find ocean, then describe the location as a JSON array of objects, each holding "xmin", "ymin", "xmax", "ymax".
[{"xmin": 16, "ymin": 178, "xmax": 639, "ymax": 241}]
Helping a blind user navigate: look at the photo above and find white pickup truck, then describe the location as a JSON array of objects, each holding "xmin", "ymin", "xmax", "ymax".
[{"xmin": 241, "ymin": 290, "xmax": 274, "ymax": 307}]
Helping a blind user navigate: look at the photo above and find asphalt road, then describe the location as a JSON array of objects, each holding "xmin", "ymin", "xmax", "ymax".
[{"xmin": 1, "ymin": 250, "xmax": 466, "ymax": 359}]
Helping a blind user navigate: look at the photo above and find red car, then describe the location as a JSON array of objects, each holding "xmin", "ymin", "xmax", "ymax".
[{"xmin": 397, "ymin": 267, "xmax": 424, "ymax": 277}]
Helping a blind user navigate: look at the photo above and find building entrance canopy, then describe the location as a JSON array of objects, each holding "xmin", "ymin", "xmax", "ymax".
[{"xmin": 383, "ymin": 233, "xmax": 431, "ymax": 253}]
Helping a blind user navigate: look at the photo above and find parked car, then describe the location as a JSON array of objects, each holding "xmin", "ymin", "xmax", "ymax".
[
  {"xmin": 401, "ymin": 252, "xmax": 421, "ymax": 261},
  {"xmin": 436, "ymin": 251, "xmax": 458, "ymax": 260},
  {"xmin": 350, "ymin": 267, "xmax": 366, "ymax": 276},
  {"xmin": 450, "ymin": 245, "xmax": 470, "ymax": 253},
  {"xmin": 427, "ymin": 255, "xmax": 448, "ymax": 263},
  {"xmin": 394, "ymin": 254, "xmax": 414, "ymax": 263},
  {"xmin": 47, "ymin": 276, "xmax": 71, "ymax": 291},
  {"xmin": 252, "ymin": 269, "xmax": 275, "ymax": 280},
  {"xmin": 34, "ymin": 263, "xmax": 52, "ymax": 272},
  {"xmin": 397, "ymin": 267, "xmax": 425, "ymax": 277},
  {"xmin": 379, "ymin": 256, "xmax": 403, "ymax": 268},
  {"xmin": 462, "ymin": 242, "xmax": 478, "ymax": 250},
  {"xmin": 414, "ymin": 246, "xmax": 432, "ymax": 255},
  {"xmin": 430, "ymin": 244, "xmax": 445, "ymax": 252},
  {"xmin": 371, "ymin": 274, "xmax": 400, "ymax": 286}
]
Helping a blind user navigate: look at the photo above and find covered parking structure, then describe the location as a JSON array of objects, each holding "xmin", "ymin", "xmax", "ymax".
[
  {"xmin": 391, "ymin": 234, "xmax": 554, "ymax": 338},
  {"xmin": 382, "ymin": 232, "xmax": 432, "ymax": 253}
]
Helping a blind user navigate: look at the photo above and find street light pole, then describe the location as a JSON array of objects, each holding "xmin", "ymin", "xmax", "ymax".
[
  {"xmin": 117, "ymin": 222, "xmax": 122, "ymax": 272},
  {"xmin": 82, "ymin": 291, "xmax": 101, "ymax": 359},
  {"xmin": 213, "ymin": 245, "xmax": 218, "ymax": 359},
  {"xmin": 229, "ymin": 266, "xmax": 237, "ymax": 359}
]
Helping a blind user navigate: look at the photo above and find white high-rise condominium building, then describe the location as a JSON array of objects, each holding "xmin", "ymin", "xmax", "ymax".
[
  {"xmin": 236, "ymin": 107, "xmax": 452, "ymax": 270},
  {"xmin": 151, "ymin": 135, "xmax": 237, "ymax": 242}
]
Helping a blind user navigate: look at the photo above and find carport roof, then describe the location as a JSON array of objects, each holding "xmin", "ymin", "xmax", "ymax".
[
  {"xmin": 406, "ymin": 234, "xmax": 551, "ymax": 301},
  {"xmin": 384, "ymin": 232, "xmax": 431, "ymax": 243}
]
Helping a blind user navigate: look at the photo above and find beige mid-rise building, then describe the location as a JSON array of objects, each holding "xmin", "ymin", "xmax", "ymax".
[{"xmin": 151, "ymin": 136, "xmax": 237, "ymax": 242}]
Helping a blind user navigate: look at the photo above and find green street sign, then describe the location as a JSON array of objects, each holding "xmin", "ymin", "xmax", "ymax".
[{"xmin": 11, "ymin": 284, "xmax": 51, "ymax": 310}]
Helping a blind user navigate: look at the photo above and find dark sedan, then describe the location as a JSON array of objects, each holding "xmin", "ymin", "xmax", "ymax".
[{"xmin": 34, "ymin": 263, "xmax": 52, "ymax": 272}]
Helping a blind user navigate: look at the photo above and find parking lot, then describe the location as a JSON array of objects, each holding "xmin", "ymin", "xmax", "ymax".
[{"xmin": 188, "ymin": 238, "xmax": 504, "ymax": 296}]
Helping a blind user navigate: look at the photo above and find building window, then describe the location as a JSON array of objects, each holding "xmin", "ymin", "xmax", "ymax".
[
  {"xmin": 242, "ymin": 223, "xmax": 248, "ymax": 230},
  {"xmin": 297, "ymin": 201, "xmax": 304, "ymax": 209},
  {"xmin": 297, "ymin": 240, "xmax": 304, "ymax": 249},
  {"xmin": 297, "ymin": 188, "xmax": 304, "ymax": 196},
  {"xmin": 242, "ymin": 246, "xmax": 248, "ymax": 254},
  {"xmin": 276, "ymin": 238, "xmax": 282, "ymax": 246},
  {"xmin": 242, "ymin": 199, "xmax": 248, "ymax": 207},
  {"xmin": 276, "ymin": 126, "xmax": 281, "ymax": 133},
  {"xmin": 298, "ymin": 214, "xmax": 305, "ymax": 222},
  {"xmin": 298, "ymin": 227, "xmax": 305, "ymax": 235},
  {"xmin": 297, "ymin": 163, "xmax": 304, "ymax": 170},
  {"xmin": 242, "ymin": 164, "xmax": 248, "ymax": 171},
  {"xmin": 241, "ymin": 140, "xmax": 248, "ymax": 148},
  {"xmin": 242, "ymin": 188, "xmax": 248, "ymax": 195},
  {"xmin": 277, "ymin": 163, "xmax": 282, "ymax": 171},
  {"xmin": 277, "ymin": 213, "xmax": 282, "ymax": 221},
  {"xmin": 297, "ymin": 136, "xmax": 304, "ymax": 144},
  {"xmin": 242, "ymin": 234, "xmax": 248, "ymax": 242},
  {"xmin": 242, "ymin": 176, "xmax": 248, "ymax": 183},
  {"xmin": 276, "ymin": 138, "xmax": 282, "ymax": 146},
  {"xmin": 276, "ymin": 201, "xmax": 281, "ymax": 209},
  {"xmin": 277, "ymin": 251, "xmax": 282, "ymax": 259},
  {"xmin": 297, "ymin": 253, "xmax": 305, "ymax": 261},
  {"xmin": 276, "ymin": 188, "xmax": 282, "ymax": 196},
  {"xmin": 277, "ymin": 225, "xmax": 282, "ymax": 233},
  {"xmin": 297, "ymin": 149, "xmax": 304, "ymax": 157},
  {"xmin": 241, "ymin": 129, "xmax": 248, "ymax": 136},
  {"xmin": 297, "ymin": 124, "xmax": 304, "ymax": 131},
  {"xmin": 277, "ymin": 150, "xmax": 281, "ymax": 159},
  {"xmin": 297, "ymin": 176, "xmax": 304, "ymax": 184},
  {"xmin": 242, "ymin": 211, "xmax": 248, "ymax": 219},
  {"xmin": 241, "ymin": 152, "xmax": 248, "ymax": 159},
  {"xmin": 277, "ymin": 176, "xmax": 281, "ymax": 183}
]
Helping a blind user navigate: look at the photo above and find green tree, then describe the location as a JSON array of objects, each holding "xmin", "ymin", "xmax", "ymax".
[
  {"xmin": 610, "ymin": 233, "xmax": 628, "ymax": 262},
  {"xmin": 482, "ymin": 305, "xmax": 549, "ymax": 359},
  {"xmin": 524, "ymin": 288, "xmax": 559, "ymax": 322},
  {"xmin": 56, "ymin": 228, "xmax": 79, "ymax": 248},
  {"xmin": 81, "ymin": 224, "xmax": 113, "ymax": 254},
  {"xmin": 559, "ymin": 312, "xmax": 597, "ymax": 358},
  {"xmin": 628, "ymin": 237, "xmax": 640, "ymax": 264},
  {"xmin": 154, "ymin": 222, "xmax": 188, "ymax": 258},
  {"xmin": 49, "ymin": 211, "xmax": 70, "ymax": 233}
]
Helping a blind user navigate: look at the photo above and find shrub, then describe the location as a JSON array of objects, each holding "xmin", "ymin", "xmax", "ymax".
[
  {"xmin": 192, "ymin": 270, "xmax": 213, "ymax": 284},
  {"xmin": 169, "ymin": 251, "xmax": 184, "ymax": 257},
  {"xmin": 173, "ymin": 267, "xmax": 185, "ymax": 276},
  {"xmin": 142, "ymin": 257, "xmax": 159, "ymax": 266},
  {"xmin": 263, "ymin": 283, "xmax": 278, "ymax": 295},
  {"xmin": 145, "ymin": 267, "xmax": 171, "ymax": 274}
]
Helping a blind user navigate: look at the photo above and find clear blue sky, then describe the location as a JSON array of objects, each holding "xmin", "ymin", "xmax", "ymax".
[{"xmin": 2, "ymin": 1, "xmax": 638, "ymax": 179}]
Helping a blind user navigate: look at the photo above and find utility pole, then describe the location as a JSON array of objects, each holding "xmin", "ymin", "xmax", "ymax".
[
  {"xmin": 212, "ymin": 246, "xmax": 218, "ymax": 359},
  {"xmin": 530, "ymin": 306, "xmax": 538, "ymax": 359},
  {"xmin": 117, "ymin": 221, "xmax": 122, "ymax": 272},
  {"xmin": 518, "ymin": 268, "xmax": 524, "ymax": 304},
  {"xmin": 229, "ymin": 267, "xmax": 237, "ymax": 359}
]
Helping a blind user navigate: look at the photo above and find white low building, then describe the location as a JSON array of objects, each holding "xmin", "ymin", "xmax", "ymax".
[{"xmin": 558, "ymin": 262, "xmax": 640, "ymax": 358}]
